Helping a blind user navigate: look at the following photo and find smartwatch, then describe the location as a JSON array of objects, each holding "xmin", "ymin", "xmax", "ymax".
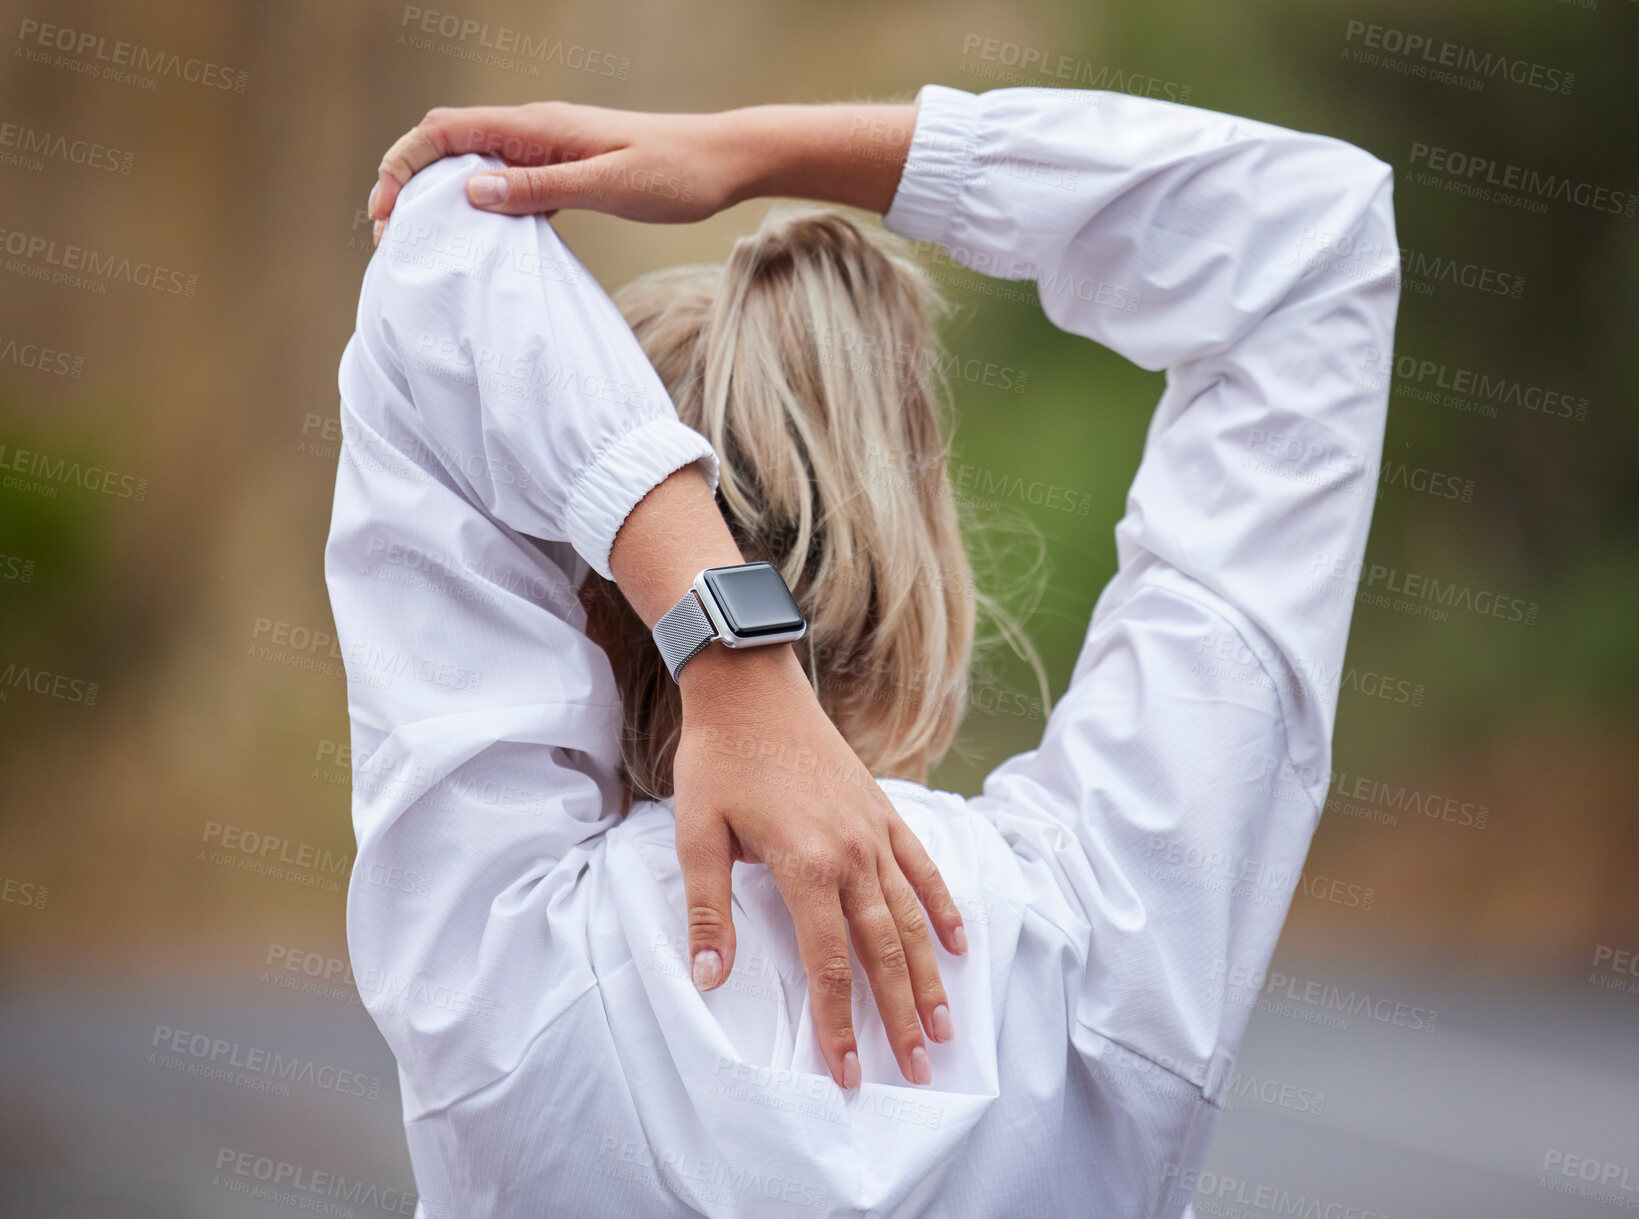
[{"xmin": 652, "ymin": 562, "xmax": 807, "ymax": 682}]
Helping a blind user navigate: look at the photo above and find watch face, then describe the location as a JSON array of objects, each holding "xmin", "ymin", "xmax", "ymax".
[{"xmin": 704, "ymin": 564, "xmax": 805, "ymax": 639}]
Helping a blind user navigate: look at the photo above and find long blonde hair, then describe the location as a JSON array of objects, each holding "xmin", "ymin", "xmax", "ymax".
[{"xmin": 585, "ymin": 206, "xmax": 986, "ymax": 800}]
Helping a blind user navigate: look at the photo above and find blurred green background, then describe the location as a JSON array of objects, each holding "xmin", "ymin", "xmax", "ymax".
[{"xmin": 2, "ymin": 0, "xmax": 1636, "ymax": 1215}]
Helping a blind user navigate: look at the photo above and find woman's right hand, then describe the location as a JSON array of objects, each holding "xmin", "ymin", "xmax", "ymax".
[{"xmin": 367, "ymin": 99, "xmax": 918, "ymax": 240}]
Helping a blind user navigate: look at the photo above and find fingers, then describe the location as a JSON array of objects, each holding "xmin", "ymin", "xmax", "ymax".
[
  {"xmin": 371, "ymin": 121, "xmax": 448, "ymax": 220},
  {"xmin": 781, "ymin": 872, "xmax": 860, "ymax": 1092},
  {"xmin": 462, "ymin": 157, "xmax": 617, "ymax": 216},
  {"xmin": 839, "ymin": 864, "xmax": 932, "ymax": 1087},
  {"xmin": 877, "ymin": 859, "xmax": 954, "ymax": 1048},
  {"xmin": 888, "ymin": 816, "xmax": 968, "ymax": 956},
  {"xmin": 368, "ymin": 104, "xmax": 570, "ymax": 231},
  {"xmin": 674, "ymin": 811, "xmax": 738, "ymax": 992}
]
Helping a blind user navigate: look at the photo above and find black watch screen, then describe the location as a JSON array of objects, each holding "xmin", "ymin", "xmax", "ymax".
[{"xmin": 703, "ymin": 563, "xmax": 805, "ymax": 638}]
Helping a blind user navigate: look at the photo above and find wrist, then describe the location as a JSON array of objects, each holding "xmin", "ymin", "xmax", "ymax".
[
  {"xmin": 710, "ymin": 105, "xmax": 787, "ymax": 210},
  {"xmin": 714, "ymin": 103, "xmax": 916, "ymax": 214},
  {"xmin": 608, "ymin": 467, "xmax": 744, "ymax": 627},
  {"xmin": 678, "ymin": 641, "xmax": 811, "ymax": 719}
]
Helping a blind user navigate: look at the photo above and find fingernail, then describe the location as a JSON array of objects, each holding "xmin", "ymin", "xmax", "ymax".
[
  {"xmin": 910, "ymin": 1046, "xmax": 932, "ymax": 1086},
  {"xmin": 367, "ymin": 180, "xmax": 382, "ymax": 218},
  {"xmin": 691, "ymin": 949, "xmax": 722, "ymax": 991},
  {"xmin": 952, "ymin": 925, "xmax": 968, "ymax": 955},
  {"xmin": 842, "ymin": 1050, "xmax": 861, "ymax": 1091},
  {"xmin": 372, "ymin": 219, "xmax": 384, "ymax": 247},
  {"xmin": 468, "ymin": 174, "xmax": 509, "ymax": 206},
  {"xmin": 931, "ymin": 1003, "xmax": 954, "ymax": 1042}
]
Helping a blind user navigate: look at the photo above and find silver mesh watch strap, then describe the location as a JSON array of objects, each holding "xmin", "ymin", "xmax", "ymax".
[{"xmin": 653, "ymin": 589, "xmax": 718, "ymax": 681}]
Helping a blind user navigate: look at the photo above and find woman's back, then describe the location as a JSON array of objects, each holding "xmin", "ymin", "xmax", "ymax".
[
  {"xmin": 396, "ymin": 784, "xmax": 1209, "ymax": 1217},
  {"xmin": 328, "ymin": 83, "xmax": 1397, "ymax": 1217}
]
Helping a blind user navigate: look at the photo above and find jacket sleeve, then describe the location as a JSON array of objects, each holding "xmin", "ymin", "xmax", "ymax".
[
  {"xmin": 361, "ymin": 151, "xmax": 718, "ymax": 579},
  {"xmin": 884, "ymin": 87, "xmax": 1398, "ymax": 1105},
  {"xmin": 327, "ymin": 153, "xmax": 716, "ymax": 1115}
]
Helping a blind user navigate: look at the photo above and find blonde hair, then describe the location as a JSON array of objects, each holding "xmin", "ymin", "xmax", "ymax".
[{"xmin": 584, "ymin": 206, "xmax": 986, "ymax": 800}]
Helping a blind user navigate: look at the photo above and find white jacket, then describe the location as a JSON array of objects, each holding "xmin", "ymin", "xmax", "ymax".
[{"xmin": 325, "ymin": 83, "xmax": 1398, "ymax": 1218}]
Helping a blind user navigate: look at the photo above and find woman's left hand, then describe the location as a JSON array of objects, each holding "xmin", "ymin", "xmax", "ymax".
[
  {"xmin": 606, "ymin": 467, "xmax": 965, "ymax": 1089},
  {"xmin": 672, "ymin": 643, "xmax": 966, "ymax": 1090}
]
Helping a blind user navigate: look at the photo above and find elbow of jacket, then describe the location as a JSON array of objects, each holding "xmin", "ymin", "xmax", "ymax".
[
  {"xmin": 1312, "ymin": 143, "xmax": 1400, "ymax": 306},
  {"xmin": 1354, "ymin": 156, "xmax": 1400, "ymax": 307},
  {"xmin": 1358, "ymin": 151, "xmax": 1398, "ymax": 236},
  {"xmin": 1343, "ymin": 146, "xmax": 1399, "ymax": 252},
  {"xmin": 1296, "ymin": 134, "xmax": 1398, "ymax": 242}
]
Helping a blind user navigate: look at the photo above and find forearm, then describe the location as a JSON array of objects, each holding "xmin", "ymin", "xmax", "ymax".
[
  {"xmin": 608, "ymin": 464, "xmax": 809, "ymax": 707},
  {"xmin": 609, "ymin": 464, "xmax": 963, "ymax": 1088},
  {"xmin": 718, "ymin": 103, "xmax": 918, "ymax": 214},
  {"xmin": 602, "ymin": 101, "xmax": 914, "ymax": 714}
]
